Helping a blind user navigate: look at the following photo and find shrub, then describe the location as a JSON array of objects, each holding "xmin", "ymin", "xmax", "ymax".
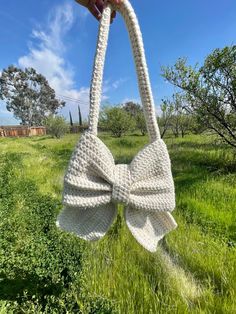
[
  {"xmin": 0, "ymin": 153, "xmax": 85, "ymax": 312},
  {"xmin": 123, "ymin": 102, "xmax": 147, "ymax": 135},
  {"xmin": 100, "ymin": 107, "xmax": 135, "ymax": 137},
  {"xmin": 45, "ymin": 115, "xmax": 69, "ymax": 138},
  {"xmin": 135, "ymin": 111, "xmax": 147, "ymax": 135}
]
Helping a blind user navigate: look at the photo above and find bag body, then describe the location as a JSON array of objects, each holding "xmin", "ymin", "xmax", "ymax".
[{"xmin": 57, "ymin": 0, "xmax": 177, "ymax": 252}]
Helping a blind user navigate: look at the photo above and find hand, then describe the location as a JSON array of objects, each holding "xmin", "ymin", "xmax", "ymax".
[{"xmin": 75, "ymin": 0, "xmax": 122, "ymax": 23}]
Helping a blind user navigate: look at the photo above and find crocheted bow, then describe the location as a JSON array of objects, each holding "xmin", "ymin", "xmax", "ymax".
[
  {"xmin": 57, "ymin": 132, "xmax": 177, "ymax": 252},
  {"xmin": 57, "ymin": 0, "xmax": 177, "ymax": 252}
]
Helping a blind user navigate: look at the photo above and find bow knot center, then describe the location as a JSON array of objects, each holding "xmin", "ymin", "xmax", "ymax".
[{"xmin": 112, "ymin": 164, "xmax": 131, "ymax": 204}]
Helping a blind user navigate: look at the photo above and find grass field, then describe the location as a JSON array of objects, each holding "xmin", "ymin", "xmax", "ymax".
[{"xmin": 0, "ymin": 132, "xmax": 235, "ymax": 313}]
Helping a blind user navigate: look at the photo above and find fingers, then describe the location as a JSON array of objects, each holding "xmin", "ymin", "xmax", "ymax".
[
  {"xmin": 75, "ymin": 0, "xmax": 89, "ymax": 7},
  {"xmin": 110, "ymin": 0, "xmax": 122, "ymax": 4},
  {"xmin": 111, "ymin": 10, "xmax": 116, "ymax": 23},
  {"xmin": 88, "ymin": 0, "xmax": 102, "ymax": 20},
  {"xmin": 96, "ymin": 0, "xmax": 105, "ymax": 13},
  {"xmin": 87, "ymin": 0, "xmax": 122, "ymax": 22}
]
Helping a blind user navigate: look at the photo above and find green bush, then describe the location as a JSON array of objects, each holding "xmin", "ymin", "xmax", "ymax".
[
  {"xmin": 0, "ymin": 152, "xmax": 117, "ymax": 313},
  {"xmin": 135, "ymin": 111, "xmax": 147, "ymax": 135},
  {"xmin": 122, "ymin": 102, "xmax": 147, "ymax": 135},
  {"xmin": 99, "ymin": 107, "xmax": 136, "ymax": 137},
  {"xmin": 0, "ymin": 153, "xmax": 82, "ymax": 311},
  {"xmin": 45, "ymin": 115, "xmax": 69, "ymax": 138}
]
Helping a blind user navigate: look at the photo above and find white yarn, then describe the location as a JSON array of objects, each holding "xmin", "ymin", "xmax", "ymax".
[
  {"xmin": 88, "ymin": 0, "xmax": 160, "ymax": 141},
  {"xmin": 56, "ymin": 0, "xmax": 177, "ymax": 252}
]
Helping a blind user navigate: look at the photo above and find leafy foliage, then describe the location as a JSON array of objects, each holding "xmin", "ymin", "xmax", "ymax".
[
  {"xmin": 0, "ymin": 66, "xmax": 65, "ymax": 126},
  {"xmin": 135, "ymin": 111, "xmax": 147, "ymax": 136},
  {"xmin": 0, "ymin": 153, "xmax": 84, "ymax": 312},
  {"xmin": 69, "ymin": 111, "xmax": 73, "ymax": 126},
  {"xmin": 123, "ymin": 101, "xmax": 147, "ymax": 135},
  {"xmin": 162, "ymin": 46, "xmax": 236, "ymax": 147},
  {"xmin": 122, "ymin": 101, "xmax": 141, "ymax": 116},
  {"xmin": 100, "ymin": 106, "xmax": 136, "ymax": 137},
  {"xmin": 168, "ymin": 94, "xmax": 192, "ymax": 138},
  {"xmin": 78, "ymin": 105, "xmax": 83, "ymax": 126},
  {"xmin": 158, "ymin": 99, "xmax": 174, "ymax": 138},
  {"xmin": 0, "ymin": 146, "xmax": 117, "ymax": 313},
  {"xmin": 45, "ymin": 115, "xmax": 69, "ymax": 138},
  {"xmin": 158, "ymin": 94, "xmax": 197, "ymax": 138}
]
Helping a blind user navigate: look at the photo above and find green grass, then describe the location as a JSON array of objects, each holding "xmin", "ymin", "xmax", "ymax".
[{"xmin": 0, "ymin": 133, "xmax": 235, "ymax": 313}]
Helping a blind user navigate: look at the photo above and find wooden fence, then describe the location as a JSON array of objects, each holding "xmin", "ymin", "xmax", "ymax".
[
  {"xmin": 0, "ymin": 125, "xmax": 90, "ymax": 138},
  {"xmin": 70, "ymin": 125, "xmax": 88, "ymax": 134},
  {"xmin": 0, "ymin": 126, "xmax": 46, "ymax": 138}
]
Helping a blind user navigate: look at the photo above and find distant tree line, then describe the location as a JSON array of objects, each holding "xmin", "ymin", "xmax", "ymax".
[
  {"xmin": 1, "ymin": 45, "xmax": 235, "ymax": 146},
  {"xmin": 100, "ymin": 46, "xmax": 236, "ymax": 146},
  {"xmin": 69, "ymin": 105, "xmax": 83, "ymax": 127},
  {"xmin": 99, "ymin": 101, "xmax": 147, "ymax": 137},
  {"xmin": 158, "ymin": 93, "xmax": 206, "ymax": 139},
  {"xmin": 0, "ymin": 66, "xmax": 86, "ymax": 138},
  {"xmin": 158, "ymin": 94, "xmax": 190, "ymax": 138},
  {"xmin": 99, "ymin": 98, "xmax": 195, "ymax": 139}
]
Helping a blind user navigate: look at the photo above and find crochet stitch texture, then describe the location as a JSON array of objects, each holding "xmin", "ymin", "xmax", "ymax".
[{"xmin": 57, "ymin": 0, "xmax": 177, "ymax": 252}]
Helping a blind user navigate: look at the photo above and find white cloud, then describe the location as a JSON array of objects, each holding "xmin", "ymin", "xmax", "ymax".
[
  {"xmin": 2, "ymin": 1, "xmax": 129, "ymax": 125},
  {"xmin": 122, "ymin": 97, "xmax": 141, "ymax": 104},
  {"xmin": 0, "ymin": 108, "xmax": 10, "ymax": 115},
  {"xmin": 32, "ymin": 2, "xmax": 74, "ymax": 53},
  {"xmin": 102, "ymin": 78, "xmax": 128, "ymax": 94},
  {"xmin": 112, "ymin": 78, "xmax": 128, "ymax": 89},
  {"xmin": 18, "ymin": 1, "xmax": 90, "ymax": 122}
]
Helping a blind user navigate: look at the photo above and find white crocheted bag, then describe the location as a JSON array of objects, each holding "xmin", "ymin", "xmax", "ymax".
[{"xmin": 56, "ymin": 0, "xmax": 177, "ymax": 252}]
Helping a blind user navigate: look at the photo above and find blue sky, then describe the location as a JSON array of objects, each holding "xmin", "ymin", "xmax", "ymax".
[{"xmin": 0, "ymin": 0, "xmax": 235, "ymax": 125}]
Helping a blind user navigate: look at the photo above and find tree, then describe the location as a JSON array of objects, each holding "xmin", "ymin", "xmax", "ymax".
[
  {"xmin": 135, "ymin": 111, "xmax": 147, "ymax": 135},
  {"xmin": 162, "ymin": 46, "xmax": 236, "ymax": 147},
  {"xmin": 45, "ymin": 115, "xmax": 69, "ymax": 138},
  {"xmin": 78, "ymin": 105, "xmax": 83, "ymax": 126},
  {"xmin": 179, "ymin": 115, "xmax": 192, "ymax": 138},
  {"xmin": 69, "ymin": 111, "xmax": 73, "ymax": 126},
  {"xmin": 0, "ymin": 66, "xmax": 65, "ymax": 126},
  {"xmin": 158, "ymin": 100, "xmax": 174, "ymax": 138},
  {"xmin": 158, "ymin": 94, "xmax": 192, "ymax": 138},
  {"xmin": 189, "ymin": 115, "xmax": 208, "ymax": 134},
  {"xmin": 123, "ymin": 101, "xmax": 141, "ymax": 116},
  {"xmin": 169, "ymin": 93, "xmax": 192, "ymax": 138},
  {"xmin": 100, "ymin": 106, "xmax": 135, "ymax": 137},
  {"xmin": 123, "ymin": 101, "xmax": 147, "ymax": 135}
]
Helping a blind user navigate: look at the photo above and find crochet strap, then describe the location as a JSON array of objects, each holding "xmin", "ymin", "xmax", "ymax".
[{"xmin": 88, "ymin": 0, "xmax": 160, "ymax": 141}]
